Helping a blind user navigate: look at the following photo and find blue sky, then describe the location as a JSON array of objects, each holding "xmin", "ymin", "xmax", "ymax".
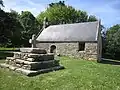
[{"xmin": 3, "ymin": 0, "xmax": 120, "ymax": 28}]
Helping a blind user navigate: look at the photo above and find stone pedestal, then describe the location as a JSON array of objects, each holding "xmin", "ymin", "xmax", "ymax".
[{"xmin": 0, "ymin": 48, "xmax": 64, "ymax": 76}]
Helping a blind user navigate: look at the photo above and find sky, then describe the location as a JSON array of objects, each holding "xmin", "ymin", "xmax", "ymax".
[{"xmin": 2, "ymin": 0, "xmax": 120, "ymax": 28}]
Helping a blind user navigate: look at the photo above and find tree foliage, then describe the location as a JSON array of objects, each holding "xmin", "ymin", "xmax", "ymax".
[
  {"xmin": 0, "ymin": 10, "xmax": 40, "ymax": 47},
  {"xmin": 0, "ymin": 10, "xmax": 11, "ymax": 46},
  {"xmin": 104, "ymin": 24, "xmax": 120, "ymax": 59},
  {"xmin": 7, "ymin": 10, "xmax": 24, "ymax": 47},
  {"xmin": 0, "ymin": 9, "xmax": 23, "ymax": 47},
  {"xmin": 49, "ymin": 1, "xmax": 65, "ymax": 7},
  {"xmin": 0, "ymin": 0, "xmax": 4, "ymax": 8},
  {"xmin": 37, "ymin": 1, "xmax": 97, "ymax": 26},
  {"xmin": 88, "ymin": 15, "xmax": 97, "ymax": 22},
  {"xmin": 20, "ymin": 11, "xmax": 40, "ymax": 46}
]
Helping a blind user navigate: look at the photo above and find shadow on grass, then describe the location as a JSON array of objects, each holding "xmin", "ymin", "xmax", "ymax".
[
  {"xmin": 0, "ymin": 49, "xmax": 19, "ymax": 59},
  {"xmin": 0, "ymin": 52, "xmax": 13, "ymax": 59},
  {"xmin": 100, "ymin": 58, "xmax": 120, "ymax": 65}
]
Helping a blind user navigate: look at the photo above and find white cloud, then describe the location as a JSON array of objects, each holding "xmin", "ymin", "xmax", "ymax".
[
  {"xmin": 2, "ymin": 0, "xmax": 120, "ymax": 27},
  {"xmin": 3, "ymin": 0, "xmax": 46, "ymax": 16}
]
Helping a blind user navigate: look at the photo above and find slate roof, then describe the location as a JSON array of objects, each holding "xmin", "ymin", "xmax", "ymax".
[{"xmin": 36, "ymin": 21, "xmax": 100, "ymax": 42}]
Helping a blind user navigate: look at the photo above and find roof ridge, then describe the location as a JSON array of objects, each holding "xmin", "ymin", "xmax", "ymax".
[{"xmin": 49, "ymin": 21, "xmax": 99, "ymax": 27}]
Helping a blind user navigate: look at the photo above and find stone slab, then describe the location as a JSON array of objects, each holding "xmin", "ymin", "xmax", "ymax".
[
  {"xmin": 6, "ymin": 57, "xmax": 15, "ymax": 60},
  {"xmin": 13, "ymin": 52, "xmax": 54, "ymax": 61},
  {"xmin": 27, "ymin": 53, "xmax": 54, "ymax": 58},
  {"xmin": 15, "ymin": 59, "xmax": 59, "ymax": 65},
  {"xmin": 0, "ymin": 63, "xmax": 64, "ymax": 76},
  {"xmin": 20, "ymin": 48, "xmax": 47, "ymax": 54},
  {"xmin": 6, "ymin": 59, "xmax": 60, "ymax": 70}
]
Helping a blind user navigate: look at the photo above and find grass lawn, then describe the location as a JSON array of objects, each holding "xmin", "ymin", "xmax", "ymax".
[
  {"xmin": 0, "ymin": 47, "xmax": 19, "ymax": 51},
  {"xmin": 0, "ymin": 57, "xmax": 120, "ymax": 90}
]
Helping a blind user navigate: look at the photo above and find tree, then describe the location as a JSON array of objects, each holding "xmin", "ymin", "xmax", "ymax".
[
  {"xmin": 20, "ymin": 11, "xmax": 40, "ymax": 46},
  {"xmin": 37, "ymin": 1, "xmax": 97, "ymax": 26},
  {"xmin": 0, "ymin": 9, "xmax": 25, "ymax": 47},
  {"xmin": 7, "ymin": 10, "xmax": 24, "ymax": 47},
  {"xmin": 0, "ymin": 9, "xmax": 40, "ymax": 47},
  {"xmin": 0, "ymin": 9, "xmax": 24, "ymax": 47},
  {"xmin": 0, "ymin": 10, "xmax": 11, "ymax": 47},
  {"xmin": 88, "ymin": 15, "xmax": 97, "ymax": 22},
  {"xmin": 105, "ymin": 24, "xmax": 120, "ymax": 59},
  {"xmin": 49, "ymin": 1, "xmax": 65, "ymax": 7},
  {"xmin": 0, "ymin": 0, "xmax": 4, "ymax": 8}
]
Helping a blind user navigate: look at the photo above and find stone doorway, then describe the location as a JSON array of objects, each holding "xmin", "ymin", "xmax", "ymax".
[{"xmin": 50, "ymin": 45, "xmax": 56, "ymax": 54}]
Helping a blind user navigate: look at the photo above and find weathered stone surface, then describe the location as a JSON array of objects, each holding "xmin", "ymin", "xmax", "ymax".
[
  {"xmin": 13, "ymin": 52, "xmax": 21, "ymax": 59},
  {"xmin": 13, "ymin": 52, "xmax": 54, "ymax": 61},
  {"xmin": 27, "ymin": 53, "xmax": 54, "ymax": 58},
  {"xmin": 15, "ymin": 59, "xmax": 58, "ymax": 65},
  {"xmin": 6, "ymin": 57, "xmax": 15, "ymax": 60},
  {"xmin": 20, "ymin": 48, "xmax": 47, "ymax": 54},
  {"xmin": 15, "ymin": 65, "xmax": 64, "ymax": 76},
  {"xmin": 36, "ymin": 42, "xmax": 98, "ymax": 60},
  {"xmin": 1, "ymin": 47, "xmax": 64, "ymax": 76},
  {"xmin": 0, "ymin": 63, "xmax": 64, "ymax": 76},
  {"xmin": 26, "ymin": 58, "xmax": 35, "ymax": 62},
  {"xmin": 6, "ymin": 59, "xmax": 60, "ymax": 70}
]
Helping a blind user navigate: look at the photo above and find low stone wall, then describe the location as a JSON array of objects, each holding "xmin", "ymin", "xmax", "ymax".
[{"xmin": 36, "ymin": 42, "xmax": 98, "ymax": 60}]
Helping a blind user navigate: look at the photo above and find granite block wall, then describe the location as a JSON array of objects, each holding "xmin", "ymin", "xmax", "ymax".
[{"xmin": 36, "ymin": 42, "xmax": 98, "ymax": 60}]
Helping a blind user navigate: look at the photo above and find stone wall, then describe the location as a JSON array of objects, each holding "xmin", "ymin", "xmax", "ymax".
[{"xmin": 36, "ymin": 42, "xmax": 98, "ymax": 60}]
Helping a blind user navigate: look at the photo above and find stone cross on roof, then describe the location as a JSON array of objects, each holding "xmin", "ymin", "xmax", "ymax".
[{"xmin": 29, "ymin": 34, "xmax": 36, "ymax": 48}]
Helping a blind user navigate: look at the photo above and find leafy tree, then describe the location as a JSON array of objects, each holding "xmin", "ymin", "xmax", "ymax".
[
  {"xmin": 37, "ymin": 1, "xmax": 97, "ymax": 26},
  {"xmin": 88, "ymin": 15, "xmax": 97, "ymax": 22},
  {"xmin": 0, "ymin": 10, "xmax": 11, "ymax": 47},
  {"xmin": 9, "ymin": 9, "xmax": 20, "ymax": 19},
  {"xmin": 0, "ymin": 0, "xmax": 4, "ymax": 8},
  {"xmin": 0, "ymin": 10, "xmax": 40, "ymax": 47},
  {"xmin": 105, "ymin": 24, "xmax": 120, "ymax": 59},
  {"xmin": 7, "ymin": 10, "xmax": 24, "ymax": 47},
  {"xmin": 20, "ymin": 11, "xmax": 40, "ymax": 46},
  {"xmin": 0, "ymin": 9, "xmax": 24, "ymax": 47},
  {"xmin": 49, "ymin": 1, "xmax": 65, "ymax": 7}
]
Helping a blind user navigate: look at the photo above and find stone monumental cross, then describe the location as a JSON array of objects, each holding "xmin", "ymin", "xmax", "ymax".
[
  {"xmin": 29, "ymin": 34, "xmax": 37, "ymax": 48},
  {"xmin": 0, "ymin": 17, "xmax": 64, "ymax": 76}
]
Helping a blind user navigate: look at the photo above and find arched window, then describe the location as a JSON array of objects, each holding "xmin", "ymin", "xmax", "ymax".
[{"xmin": 50, "ymin": 45, "xmax": 56, "ymax": 53}]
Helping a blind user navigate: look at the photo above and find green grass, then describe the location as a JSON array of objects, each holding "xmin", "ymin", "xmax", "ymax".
[
  {"xmin": 0, "ymin": 47, "xmax": 19, "ymax": 51},
  {"xmin": 0, "ymin": 57, "xmax": 120, "ymax": 90}
]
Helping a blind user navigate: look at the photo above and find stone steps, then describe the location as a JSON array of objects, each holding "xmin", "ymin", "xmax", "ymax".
[
  {"xmin": 0, "ymin": 63, "xmax": 64, "ymax": 76},
  {"xmin": 6, "ymin": 58, "xmax": 60, "ymax": 70},
  {"xmin": 0, "ymin": 48, "xmax": 64, "ymax": 76},
  {"xmin": 6, "ymin": 57, "xmax": 58, "ymax": 65},
  {"xmin": 13, "ymin": 52, "xmax": 54, "ymax": 61}
]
